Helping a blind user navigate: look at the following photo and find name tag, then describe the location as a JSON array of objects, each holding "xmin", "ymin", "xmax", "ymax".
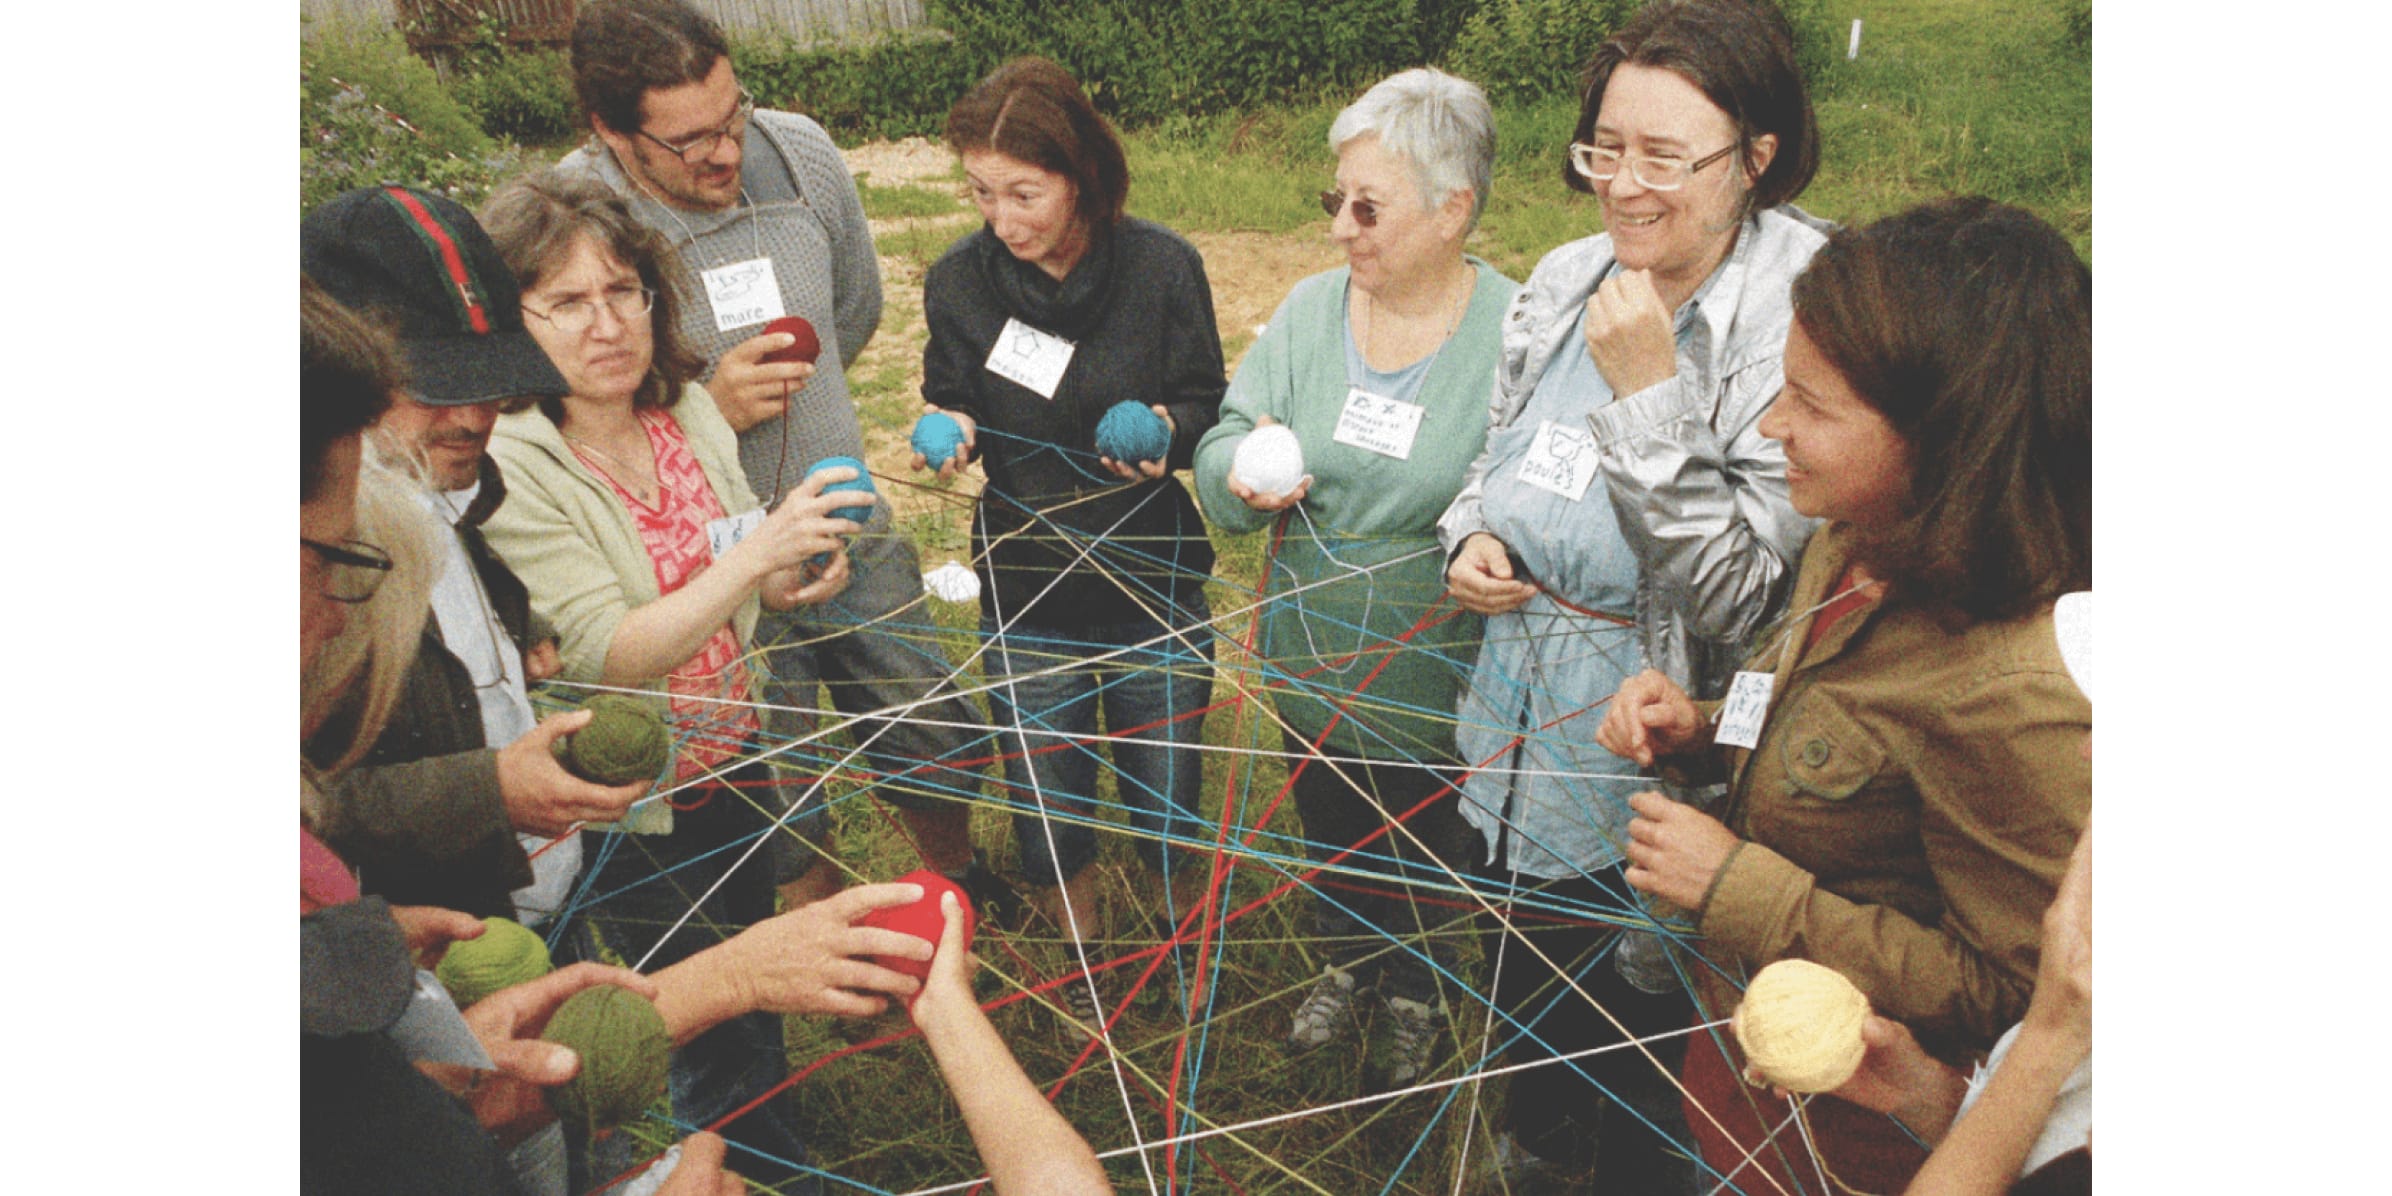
[
  {"xmin": 1515, "ymin": 419, "xmax": 1599, "ymax": 502},
  {"xmin": 1331, "ymin": 387, "xmax": 1425, "ymax": 459},
  {"xmin": 1714, "ymin": 670, "xmax": 1775, "ymax": 750},
  {"xmin": 706, "ymin": 509, "xmax": 766, "ymax": 560},
  {"xmin": 984, "ymin": 317, "xmax": 1076, "ymax": 399},
  {"xmin": 702, "ymin": 256, "xmax": 785, "ymax": 332}
]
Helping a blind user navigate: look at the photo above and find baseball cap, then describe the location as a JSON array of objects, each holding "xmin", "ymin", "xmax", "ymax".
[{"xmin": 300, "ymin": 185, "xmax": 567, "ymax": 406}]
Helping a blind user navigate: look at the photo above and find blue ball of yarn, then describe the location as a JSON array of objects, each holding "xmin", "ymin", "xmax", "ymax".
[
  {"xmin": 911, "ymin": 412, "xmax": 967, "ymax": 471},
  {"xmin": 1095, "ymin": 401, "xmax": 1171, "ymax": 467},
  {"xmin": 808, "ymin": 455, "xmax": 877, "ymax": 524}
]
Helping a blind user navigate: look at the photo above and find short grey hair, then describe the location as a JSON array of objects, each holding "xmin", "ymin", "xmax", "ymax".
[{"xmin": 1328, "ymin": 68, "xmax": 1496, "ymax": 232}]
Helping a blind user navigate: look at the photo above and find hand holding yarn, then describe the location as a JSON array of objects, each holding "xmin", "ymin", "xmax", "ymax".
[
  {"xmin": 540, "ymin": 984, "xmax": 673, "ymax": 1133},
  {"xmin": 498, "ymin": 709, "xmax": 651, "ymax": 837},
  {"xmin": 910, "ymin": 408, "xmax": 978, "ymax": 481},
  {"xmin": 857, "ymin": 870, "xmax": 975, "ymax": 1001},
  {"xmin": 708, "ymin": 326, "xmax": 815, "ymax": 433},
  {"xmin": 723, "ymin": 881, "xmax": 934, "ymax": 1018},
  {"xmin": 436, "ymin": 916, "xmax": 555, "ymax": 1007},
  {"xmin": 1733, "ymin": 959, "xmax": 1873, "ymax": 1094},
  {"xmin": 908, "ymin": 889, "xmax": 980, "ymax": 1029},
  {"xmin": 1596, "ymin": 669, "xmax": 1706, "ymax": 767},
  {"xmin": 1226, "ymin": 418, "xmax": 1311, "ymax": 511},
  {"xmin": 1096, "ymin": 401, "xmax": 1173, "ymax": 481},
  {"xmin": 731, "ymin": 465, "xmax": 866, "ymax": 579},
  {"xmin": 388, "ymin": 905, "xmax": 488, "ymax": 971},
  {"xmin": 451, "ymin": 962, "xmax": 660, "ymax": 1148},
  {"xmin": 652, "ymin": 1132, "xmax": 746, "ymax": 1196},
  {"xmin": 1622, "ymin": 790, "xmax": 1740, "ymax": 909},
  {"xmin": 1444, "ymin": 532, "xmax": 1537, "ymax": 616}
]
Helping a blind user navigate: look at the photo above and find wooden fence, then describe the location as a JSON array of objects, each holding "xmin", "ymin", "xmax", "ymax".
[{"xmin": 301, "ymin": 0, "xmax": 928, "ymax": 47}]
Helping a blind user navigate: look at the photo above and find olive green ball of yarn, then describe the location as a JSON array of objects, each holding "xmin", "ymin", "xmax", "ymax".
[
  {"xmin": 541, "ymin": 986, "xmax": 671, "ymax": 1131},
  {"xmin": 434, "ymin": 917, "xmax": 554, "ymax": 1008},
  {"xmin": 551, "ymin": 694, "xmax": 671, "ymax": 785}
]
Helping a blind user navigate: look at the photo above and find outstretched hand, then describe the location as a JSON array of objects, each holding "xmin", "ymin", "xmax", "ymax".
[
  {"xmin": 1595, "ymin": 669, "xmax": 1705, "ymax": 767},
  {"xmin": 727, "ymin": 882, "xmax": 933, "ymax": 1018}
]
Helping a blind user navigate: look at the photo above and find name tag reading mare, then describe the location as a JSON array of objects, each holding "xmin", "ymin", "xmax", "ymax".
[
  {"xmin": 703, "ymin": 257, "xmax": 786, "ymax": 333},
  {"xmin": 707, "ymin": 509, "xmax": 766, "ymax": 561},
  {"xmin": 1516, "ymin": 419, "xmax": 1599, "ymax": 502},
  {"xmin": 1332, "ymin": 387, "xmax": 1425, "ymax": 459},
  {"xmin": 984, "ymin": 317, "xmax": 1076, "ymax": 399}
]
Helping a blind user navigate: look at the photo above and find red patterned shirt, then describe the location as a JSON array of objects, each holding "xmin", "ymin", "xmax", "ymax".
[{"xmin": 575, "ymin": 408, "xmax": 763, "ymax": 781}]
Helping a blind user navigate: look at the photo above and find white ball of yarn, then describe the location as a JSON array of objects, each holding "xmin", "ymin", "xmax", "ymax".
[
  {"xmin": 921, "ymin": 560, "xmax": 982, "ymax": 604},
  {"xmin": 1232, "ymin": 424, "xmax": 1306, "ymax": 499},
  {"xmin": 1732, "ymin": 958, "xmax": 1872, "ymax": 1094}
]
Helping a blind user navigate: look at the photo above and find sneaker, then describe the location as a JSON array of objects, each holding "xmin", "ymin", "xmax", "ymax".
[
  {"xmin": 1286, "ymin": 966, "xmax": 1361, "ymax": 1052},
  {"xmin": 950, "ymin": 851, "xmax": 1026, "ymax": 930},
  {"xmin": 1365, "ymin": 994, "xmax": 1440, "ymax": 1090},
  {"xmin": 1059, "ymin": 973, "xmax": 1108, "ymax": 1044}
]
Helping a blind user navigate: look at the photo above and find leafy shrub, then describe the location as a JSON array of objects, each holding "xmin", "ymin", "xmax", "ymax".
[
  {"xmin": 302, "ymin": 23, "xmax": 491, "ymax": 159},
  {"xmin": 454, "ymin": 48, "xmax": 580, "ymax": 144},
  {"xmin": 300, "ymin": 24, "xmax": 526, "ymax": 212},
  {"xmin": 732, "ymin": 30, "xmax": 985, "ymax": 142},
  {"xmin": 1446, "ymin": 0, "xmax": 1838, "ymax": 107}
]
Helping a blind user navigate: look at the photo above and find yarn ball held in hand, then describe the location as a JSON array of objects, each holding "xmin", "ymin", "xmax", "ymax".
[
  {"xmin": 435, "ymin": 916, "xmax": 555, "ymax": 1008},
  {"xmin": 1232, "ymin": 424, "xmax": 1306, "ymax": 499},
  {"xmin": 911, "ymin": 411, "xmax": 967, "ymax": 472},
  {"xmin": 1732, "ymin": 958, "xmax": 1872, "ymax": 1094},
  {"xmin": 807, "ymin": 455, "xmax": 878, "ymax": 524},
  {"xmin": 541, "ymin": 985, "xmax": 672, "ymax": 1131},
  {"xmin": 857, "ymin": 869, "xmax": 974, "ymax": 987},
  {"xmin": 1094, "ymin": 401, "xmax": 1171, "ymax": 467},
  {"xmin": 551, "ymin": 693, "xmax": 670, "ymax": 786},
  {"xmin": 760, "ymin": 315, "xmax": 820, "ymax": 365}
]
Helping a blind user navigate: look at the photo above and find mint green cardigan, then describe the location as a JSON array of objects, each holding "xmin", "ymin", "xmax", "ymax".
[
  {"xmin": 481, "ymin": 383, "xmax": 763, "ymax": 690},
  {"xmin": 1193, "ymin": 260, "xmax": 1517, "ymax": 762}
]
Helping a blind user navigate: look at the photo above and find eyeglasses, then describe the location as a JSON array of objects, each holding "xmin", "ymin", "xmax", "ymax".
[
  {"xmin": 523, "ymin": 286, "xmax": 655, "ymax": 336},
  {"xmin": 302, "ymin": 537, "xmax": 394, "ymax": 604},
  {"xmin": 1569, "ymin": 141, "xmax": 1739, "ymax": 191},
  {"xmin": 1319, "ymin": 189, "xmax": 1382, "ymax": 229},
  {"xmin": 638, "ymin": 91, "xmax": 755, "ymax": 164}
]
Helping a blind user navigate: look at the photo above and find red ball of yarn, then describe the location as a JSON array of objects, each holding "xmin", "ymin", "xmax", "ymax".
[
  {"xmin": 761, "ymin": 316, "xmax": 820, "ymax": 365},
  {"xmin": 858, "ymin": 869, "xmax": 974, "ymax": 985}
]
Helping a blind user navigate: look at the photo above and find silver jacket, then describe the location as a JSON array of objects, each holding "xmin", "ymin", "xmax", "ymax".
[{"xmin": 1436, "ymin": 206, "xmax": 1829, "ymax": 878}]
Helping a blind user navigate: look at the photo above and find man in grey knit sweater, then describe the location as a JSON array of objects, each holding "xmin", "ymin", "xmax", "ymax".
[{"xmin": 561, "ymin": 0, "xmax": 1002, "ymax": 919}]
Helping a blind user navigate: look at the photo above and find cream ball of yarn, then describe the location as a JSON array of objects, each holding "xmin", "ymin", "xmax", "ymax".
[
  {"xmin": 1232, "ymin": 424, "xmax": 1306, "ymax": 499},
  {"xmin": 1732, "ymin": 959, "xmax": 1872, "ymax": 1094}
]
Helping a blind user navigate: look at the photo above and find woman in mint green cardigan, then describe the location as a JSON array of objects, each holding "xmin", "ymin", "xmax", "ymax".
[{"xmin": 1192, "ymin": 68, "xmax": 1517, "ymax": 1092}]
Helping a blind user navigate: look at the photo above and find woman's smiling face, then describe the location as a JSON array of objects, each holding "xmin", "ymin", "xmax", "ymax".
[{"xmin": 1590, "ymin": 63, "xmax": 1770, "ymax": 298}]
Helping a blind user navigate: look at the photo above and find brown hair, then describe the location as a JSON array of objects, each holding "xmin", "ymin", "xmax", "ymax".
[
  {"xmin": 1793, "ymin": 197, "xmax": 2091, "ymax": 621},
  {"xmin": 570, "ymin": 0, "xmax": 730, "ymax": 136},
  {"xmin": 300, "ymin": 277, "xmax": 401, "ymax": 501},
  {"xmin": 945, "ymin": 57, "xmax": 1129, "ymax": 230},
  {"xmin": 1565, "ymin": 0, "xmax": 1817, "ymax": 210},
  {"xmin": 479, "ymin": 169, "xmax": 705, "ymax": 418}
]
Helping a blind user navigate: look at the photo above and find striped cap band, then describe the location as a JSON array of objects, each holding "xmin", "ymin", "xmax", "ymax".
[{"xmin": 378, "ymin": 186, "xmax": 492, "ymax": 335}]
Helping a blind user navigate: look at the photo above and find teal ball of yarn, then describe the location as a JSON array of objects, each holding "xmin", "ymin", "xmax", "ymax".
[
  {"xmin": 911, "ymin": 412, "xmax": 967, "ymax": 471},
  {"xmin": 435, "ymin": 917, "xmax": 555, "ymax": 1008},
  {"xmin": 541, "ymin": 986, "xmax": 672, "ymax": 1132},
  {"xmin": 808, "ymin": 455, "xmax": 877, "ymax": 523},
  {"xmin": 552, "ymin": 694, "xmax": 670, "ymax": 786},
  {"xmin": 1095, "ymin": 401, "xmax": 1170, "ymax": 466}
]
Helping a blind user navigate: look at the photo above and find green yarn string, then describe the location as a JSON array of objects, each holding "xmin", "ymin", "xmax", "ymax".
[
  {"xmin": 434, "ymin": 917, "xmax": 554, "ymax": 1009},
  {"xmin": 552, "ymin": 693, "xmax": 671, "ymax": 785},
  {"xmin": 541, "ymin": 986, "xmax": 672, "ymax": 1132}
]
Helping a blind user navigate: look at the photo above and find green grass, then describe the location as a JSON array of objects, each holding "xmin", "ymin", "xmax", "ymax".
[{"xmin": 857, "ymin": 178, "xmax": 969, "ymax": 220}]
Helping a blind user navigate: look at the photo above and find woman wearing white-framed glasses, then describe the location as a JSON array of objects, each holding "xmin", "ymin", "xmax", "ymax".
[{"xmin": 1433, "ymin": 0, "xmax": 1831, "ymax": 1187}]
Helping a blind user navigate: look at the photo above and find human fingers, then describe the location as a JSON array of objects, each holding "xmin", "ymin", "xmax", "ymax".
[
  {"xmin": 825, "ymin": 956, "xmax": 925, "ymax": 998},
  {"xmin": 817, "ymin": 881, "xmax": 928, "ymax": 920},
  {"xmin": 486, "ymin": 1035, "xmax": 579, "ymax": 1088},
  {"xmin": 656, "ymin": 1132, "xmax": 745, "ymax": 1196},
  {"xmin": 1625, "ymin": 790, "xmax": 1679, "ymax": 821},
  {"xmin": 391, "ymin": 905, "xmax": 486, "ymax": 968},
  {"xmin": 1139, "ymin": 458, "xmax": 1167, "ymax": 479}
]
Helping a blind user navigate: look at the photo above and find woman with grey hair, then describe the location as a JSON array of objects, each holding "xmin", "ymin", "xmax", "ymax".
[{"xmin": 1194, "ymin": 66, "xmax": 1517, "ymax": 1093}]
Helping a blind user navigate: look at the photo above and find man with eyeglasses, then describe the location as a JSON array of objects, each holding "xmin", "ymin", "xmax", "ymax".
[
  {"xmin": 302, "ymin": 185, "xmax": 650, "ymax": 930},
  {"xmin": 561, "ymin": 0, "xmax": 1008, "ymax": 919}
]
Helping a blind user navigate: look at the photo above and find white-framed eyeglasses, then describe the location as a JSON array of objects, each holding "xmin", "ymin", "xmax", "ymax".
[
  {"xmin": 1569, "ymin": 141, "xmax": 1739, "ymax": 191},
  {"xmin": 523, "ymin": 286, "xmax": 655, "ymax": 336}
]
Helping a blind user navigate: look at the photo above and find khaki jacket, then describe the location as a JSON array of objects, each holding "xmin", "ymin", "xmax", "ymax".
[{"xmin": 1691, "ymin": 523, "xmax": 2090, "ymax": 1056}]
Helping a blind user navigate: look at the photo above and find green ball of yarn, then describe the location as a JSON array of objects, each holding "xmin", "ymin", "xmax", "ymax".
[
  {"xmin": 551, "ymin": 693, "xmax": 671, "ymax": 785},
  {"xmin": 541, "ymin": 985, "xmax": 672, "ymax": 1132},
  {"xmin": 435, "ymin": 917, "xmax": 554, "ymax": 1008}
]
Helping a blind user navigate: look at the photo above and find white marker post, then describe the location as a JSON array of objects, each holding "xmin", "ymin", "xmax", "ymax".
[{"xmin": 1848, "ymin": 18, "xmax": 1863, "ymax": 60}]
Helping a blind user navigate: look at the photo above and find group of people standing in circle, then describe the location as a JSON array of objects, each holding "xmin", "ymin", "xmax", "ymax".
[{"xmin": 302, "ymin": 0, "xmax": 2090, "ymax": 1190}]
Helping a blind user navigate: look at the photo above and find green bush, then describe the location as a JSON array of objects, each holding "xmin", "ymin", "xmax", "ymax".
[
  {"xmin": 732, "ymin": 30, "xmax": 985, "ymax": 142},
  {"xmin": 300, "ymin": 25, "xmax": 525, "ymax": 212},
  {"xmin": 302, "ymin": 23, "xmax": 491, "ymax": 158},
  {"xmin": 454, "ymin": 48, "xmax": 580, "ymax": 144},
  {"xmin": 1446, "ymin": 0, "xmax": 1838, "ymax": 107}
]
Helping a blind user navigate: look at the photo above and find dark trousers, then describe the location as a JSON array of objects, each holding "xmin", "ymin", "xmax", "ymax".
[
  {"xmin": 1282, "ymin": 732, "xmax": 1477, "ymax": 1006},
  {"xmin": 1481, "ymin": 860, "xmax": 1696, "ymax": 1190}
]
